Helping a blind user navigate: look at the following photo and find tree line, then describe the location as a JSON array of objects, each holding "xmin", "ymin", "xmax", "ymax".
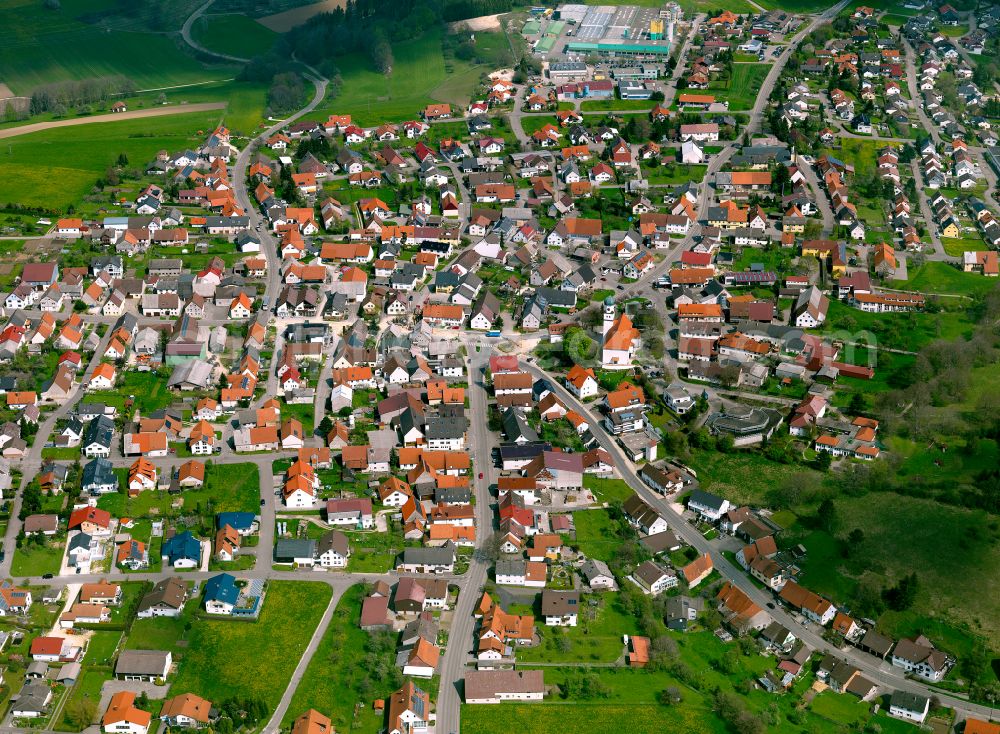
[
  {"xmin": 29, "ymin": 76, "xmax": 136, "ymax": 116},
  {"xmin": 281, "ymin": 0, "xmax": 520, "ymax": 74}
]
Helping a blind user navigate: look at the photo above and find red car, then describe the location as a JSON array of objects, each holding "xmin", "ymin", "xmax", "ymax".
[{"xmin": 478, "ymin": 472, "xmax": 484, "ymax": 479}]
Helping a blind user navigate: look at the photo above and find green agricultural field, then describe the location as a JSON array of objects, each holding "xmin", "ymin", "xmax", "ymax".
[
  {"xmin": 314, "ymin": 28, "xmax": 506, "ymax": 126},
  {"xmin": 171, "ymin": 581, "xmax": 332, "ymax": 707},
  {"xmin": 283, "ymin": 585, "xmax": 398, "ymax": 733},
  {"xmin": 0, "ymin": 111, "xmax": 221, "ymax": 209},
  {"xmin": 712, "ymin": 64, "xmax": 769, "ymax": 110},
  {"xmin": 0, "ymin": 0, "xmax": 236, "ymax": 95},
  {"xmin": 118, "ymin": 80, "xmax": 270, "ymax": 135},
  {"xmin": 191, "ymin": 14, "xmax": 278, "ymax": 59}
]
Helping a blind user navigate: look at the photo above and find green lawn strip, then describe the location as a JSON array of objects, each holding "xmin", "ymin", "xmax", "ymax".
[
  {"xmin": 580, "ymin": 99, "xmax": 655, "ymax": 112},
  {"xmin": 171, "ymin": 581, "xmax": 332, "ymax": 708},
  {"xmin": 282, "ymin": 584, "xmax": 401, "ymax": 733},
  {"xmin": 55, "ymin": 668, "xmax": 112, "ymax": 732}
]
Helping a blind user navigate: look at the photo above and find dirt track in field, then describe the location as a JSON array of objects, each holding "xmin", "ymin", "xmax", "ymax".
[{"xmin": 0, "ymin": 102, "xmax": 226, "ymax": 140}]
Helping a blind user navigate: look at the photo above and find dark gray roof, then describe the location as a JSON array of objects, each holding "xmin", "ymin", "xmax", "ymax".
[{"xmin": 115, "ymin": 649, "xmax": 170, "ymax": 676}]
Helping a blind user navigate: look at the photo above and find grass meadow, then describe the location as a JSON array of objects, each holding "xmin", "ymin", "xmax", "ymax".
[
  {"xmin": 0, "ymin": 111, "xmax": 220, "ymax": 209},
  {"xmin": 171, "ymin": 581, "xmax": 332, "ymax": 707},
  {"xmin": 315, "ymin": 28, "xmax": 513, "ymax": 127}
]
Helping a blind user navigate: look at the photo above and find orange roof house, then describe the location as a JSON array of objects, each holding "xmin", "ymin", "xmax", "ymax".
[
  {"xmin": 291, "ymin": 709, "xmax": 333, "ymax": 734},
  {"xmin": 103, "ymin": 692, "xmax": 152, "ymax": 731},
  {"xmin": 682, "ymin": 553, "xmax": 714, "ymax": 588}
]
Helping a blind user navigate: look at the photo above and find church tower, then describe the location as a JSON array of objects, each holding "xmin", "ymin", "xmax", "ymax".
[{"xmin": 602, "ymin": 296, "xmax": 616, "ymax": 337}]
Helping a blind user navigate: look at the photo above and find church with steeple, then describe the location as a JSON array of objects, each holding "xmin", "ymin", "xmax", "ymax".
[{"xmin": 601, "ymin": 297, "xmax": 640, "ymax": 369}]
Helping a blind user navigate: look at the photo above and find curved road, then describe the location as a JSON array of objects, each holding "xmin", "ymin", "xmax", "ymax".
[
  {"xmin": 181, "ymin": 0, "xmax": 251, "ymax": 63},
  {"xmin": 520, "ymin": 360, "xmax": 999, "ymax": 723}
]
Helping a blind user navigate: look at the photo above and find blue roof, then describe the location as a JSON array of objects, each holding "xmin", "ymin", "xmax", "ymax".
[
  {"xmin": 216, "ymin": 512, "xmax": 256, "ymax": 532},
  {"xmin": 162, "ymin": 531, "xmax": 201, "ymax": 565},
  {"xmin": 204, "ymin": 573, "xmax": 239, "ymax": 606}
]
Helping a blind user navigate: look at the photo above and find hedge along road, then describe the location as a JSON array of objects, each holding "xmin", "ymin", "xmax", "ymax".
[{"xmin": 0, "ymin": 102, "xmax": 227, "ymax": 140}]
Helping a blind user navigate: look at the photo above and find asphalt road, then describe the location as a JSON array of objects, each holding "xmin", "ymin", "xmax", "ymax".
[{"xmin": 520, "ymin": 360, "xmax": 1000, "ymax": 722}]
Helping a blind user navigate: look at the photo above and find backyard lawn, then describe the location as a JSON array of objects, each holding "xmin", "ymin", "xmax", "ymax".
[
  {"xmin": 583, "ymin": 476, "xmax": 632, "ymax": 503},
  {"xmin": 11, "ymin": 542, "xmax": 63, "ymax": 577},
  {"xmin": 55, "ymin": 669, "xmax": 112, "ymax": 732},
  {"xmin": 283, "ymin": 584, "xmax": 398, "ymax": 733},
  {"xmin": 344, "ymin": 527, "xmax": 411, "ymax": 573},
  {"xmin": 517, "ymin": 594, "xmax": 637, "ymax": 664},
  {"xmin": 98, "ymin": 462, "xmax": 259, "ymax": 519},
  {"xmin": 569, "ymin": 509, "xmax": 622, "ymax": 563},
  {"xmin": 82, "ymin": 630, "xmax": 123, "ymax": 667},
  {"xmin": 126, "ymin": 601, "xmax": 197, "ymax": 653},
  {"xmin": 171, "ymin": 581, "xmax": 332, "ymax": 707}
]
